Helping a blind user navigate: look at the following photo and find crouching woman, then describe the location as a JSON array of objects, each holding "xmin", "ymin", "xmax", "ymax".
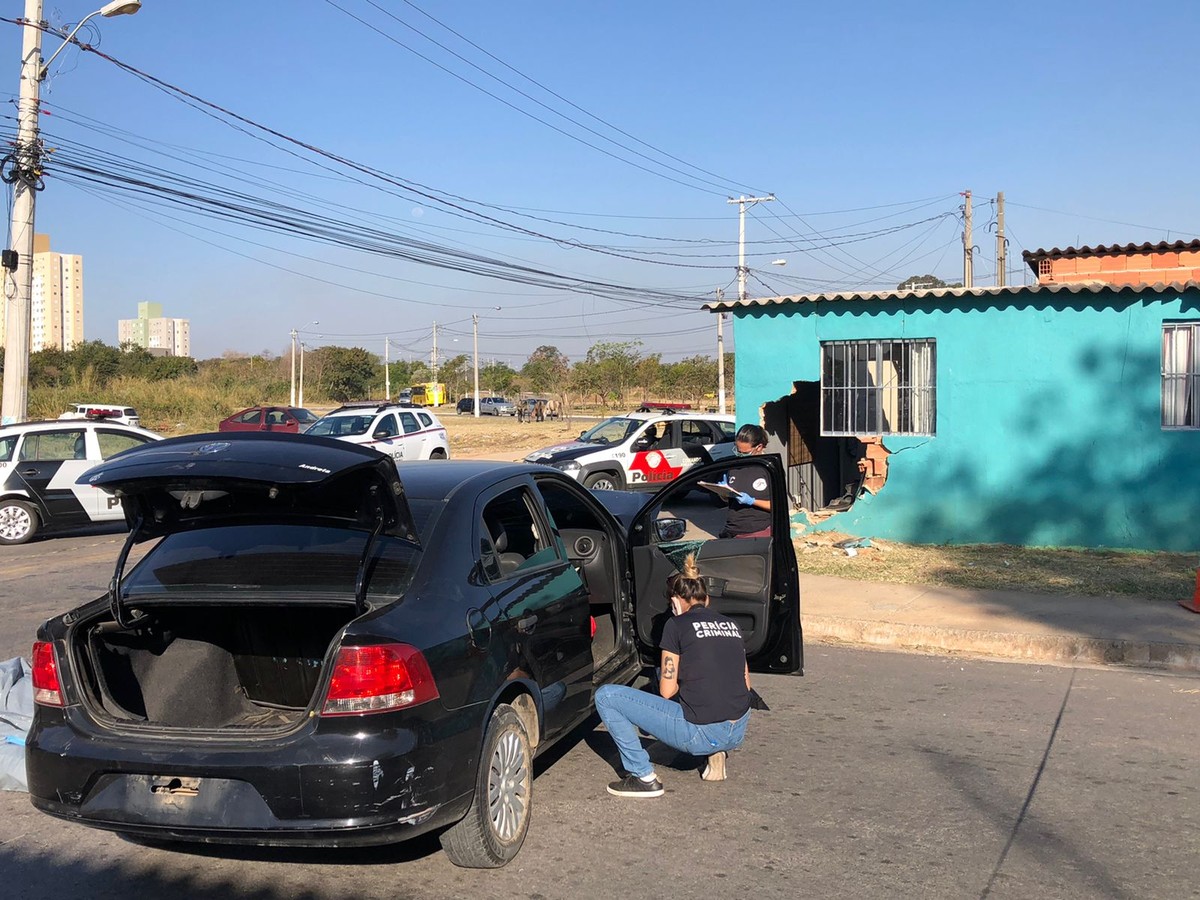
[{"xmin": 595, "ymin": 554, "xmax": 752, "ymax": 797}]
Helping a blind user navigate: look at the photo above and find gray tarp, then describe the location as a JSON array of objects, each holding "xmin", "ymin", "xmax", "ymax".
[{"xmin": 0, "ymin": 657, "xmax": 33, "ymax": 792}]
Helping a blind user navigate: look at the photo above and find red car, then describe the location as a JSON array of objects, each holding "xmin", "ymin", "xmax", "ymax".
[{"xmin": 218, "ymin": 406, "xmax": 319, "ymax": 433}]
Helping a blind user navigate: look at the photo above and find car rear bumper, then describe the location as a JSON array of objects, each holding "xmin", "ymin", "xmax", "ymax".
[{"xmin": 25, "ymin": 708, "xmax": 479, "ymax": 847}]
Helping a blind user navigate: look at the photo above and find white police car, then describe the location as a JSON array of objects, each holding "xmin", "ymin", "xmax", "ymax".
[
  {"xmin": 524, "ymin": 408, "xmax": 736, "ymax": 491},
  {"xmin": 305, "ymin": 402, "xmax": 451, "ymax": 461},
  {"xmin": 0, "ymin": 420, "xmax": 162, "ymax": 545}
]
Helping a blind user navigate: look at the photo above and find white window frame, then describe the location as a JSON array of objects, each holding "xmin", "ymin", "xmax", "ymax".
[
  {"xmin": 1162, "ymin": 322, "xmax": 1199, "ymax": 429},
  {"xmin": 821, "ymin": 339, "xmax": 937, "ymax": 437}
]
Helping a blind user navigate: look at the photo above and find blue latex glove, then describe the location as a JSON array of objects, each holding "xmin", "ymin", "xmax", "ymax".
[
  {"xmin": 717, "ymin": 475, "xmax": 728, "ymax": 486},
  {"xmin": 735, "ymin": 492, "xmax": 755, "ymax": 506}
]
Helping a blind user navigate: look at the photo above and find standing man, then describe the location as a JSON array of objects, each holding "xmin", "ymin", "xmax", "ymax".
[{"xmin": 720, "ymin": 424, "xmax": 772, "ymax": 539}]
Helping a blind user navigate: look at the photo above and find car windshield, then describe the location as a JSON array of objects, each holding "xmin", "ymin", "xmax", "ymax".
[
  {"xmin": 295, "ymin": 409, "xmax": 319, "ymax": 423},
  {"xmin": 579, "ymin": 417, "xmax": 642, "ymax": 444},
  {"xmin": 123, "ymin": 524, "xmax": 421, "ymax": 599},
  {"xmin": 489, "ymin": 397, "xmax": 510, "ymax": 404},
  {"xmin": 305, "ymin": 414, "xmax": 373, "ymax": 437}
]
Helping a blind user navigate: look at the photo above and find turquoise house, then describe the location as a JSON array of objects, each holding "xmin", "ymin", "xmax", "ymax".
[{"xmin": 710, "ymin": 267, "xmax": 1200, "ymax": 552}]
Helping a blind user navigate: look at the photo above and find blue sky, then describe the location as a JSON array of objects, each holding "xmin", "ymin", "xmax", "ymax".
[{"xmin": 5, "ymin": 1, "xmax": 1197, "ymax": 364}]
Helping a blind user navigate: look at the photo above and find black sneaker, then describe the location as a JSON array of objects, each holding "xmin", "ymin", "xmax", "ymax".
[
  {"xmin": 701, "ymin": 751, "xmax": 727, "ymax": 782},
  {"xmin": 607, "ymin": 774, "xmax": 664, "ymax": 798}
]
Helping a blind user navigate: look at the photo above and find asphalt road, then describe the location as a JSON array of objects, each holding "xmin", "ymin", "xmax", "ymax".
[{"xmin": 1, "ymin": 534, "xmax": 1198, "ymax": 899}]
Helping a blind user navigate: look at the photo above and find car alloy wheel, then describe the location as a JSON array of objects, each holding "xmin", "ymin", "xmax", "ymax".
[
  {"xmin": 439, "ymin": 703, "xmax": 532, "ymax": 868},
  {"xmin": 0, "ymin": 499, "xmax": 38, "ymax": 545},
  {"xmin": 487, "ymin": 729, "xmax": 528, "ymax": 842}
]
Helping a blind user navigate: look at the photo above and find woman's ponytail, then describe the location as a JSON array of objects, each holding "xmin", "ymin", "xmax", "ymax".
[{"xmin": 667, "ymin": 553, "xmax": 709, "ymax": 608}]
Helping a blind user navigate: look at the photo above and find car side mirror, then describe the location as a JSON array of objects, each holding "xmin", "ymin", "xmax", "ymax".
[
  {"xmin": 653, "ymin": 517, "xmax": 687, "ymax": 543},
  {"xmin": 579, "ymin": 430, "xmax": 586, "ymax": 439},
  {"xmin": 373, "ymin": 428, "xmax": 391, "ymax": 440}
]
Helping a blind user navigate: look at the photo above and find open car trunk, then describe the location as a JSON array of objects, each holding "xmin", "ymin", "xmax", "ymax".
[{"xmin": 72, "ymin": 603, "xmax": 355, "ymax": 731}]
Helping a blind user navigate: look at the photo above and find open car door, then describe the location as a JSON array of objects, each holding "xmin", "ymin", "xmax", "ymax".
[{"xmin": 627, "ymin": 454, "xmax": 802, "ymax": 674}]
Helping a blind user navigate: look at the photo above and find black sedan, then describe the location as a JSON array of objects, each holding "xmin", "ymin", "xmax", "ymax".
[{"xmin": 25, "ymin": 433, "xmax": 801, "ymax": 867}]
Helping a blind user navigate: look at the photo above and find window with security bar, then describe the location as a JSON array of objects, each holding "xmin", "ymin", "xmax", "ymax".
[
  {"xmin": 1162, "ymin": 322, "xmax": 1200, "ymax": 429},
  {"xmin": 821, "ymin": 339, "xmax": 937, "ymax": 436}
]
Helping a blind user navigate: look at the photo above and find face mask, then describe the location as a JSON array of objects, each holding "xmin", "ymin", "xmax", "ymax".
[{"xmin": 735, "ymin": 449, "xmax": 752, "ymax": 457}]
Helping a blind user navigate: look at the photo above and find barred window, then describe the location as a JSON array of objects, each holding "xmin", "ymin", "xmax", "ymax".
[
  {"xmin": 1162, "ymin": 322, "xmax": 1200, "ymax": 429},
  {"xmin": 821, "ymin": 339, "xmax": 937, "ymax": 436}
]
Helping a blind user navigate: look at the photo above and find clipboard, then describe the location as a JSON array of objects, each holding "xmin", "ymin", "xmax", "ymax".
[{"xmin": 697, "ymin": 481, "xmax": 739, "ymax": 501}]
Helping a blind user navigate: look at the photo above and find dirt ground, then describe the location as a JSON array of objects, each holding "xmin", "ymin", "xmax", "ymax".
[{"xmin": 441, "ymin": 409, "xmax": 590, "ymax": 460}]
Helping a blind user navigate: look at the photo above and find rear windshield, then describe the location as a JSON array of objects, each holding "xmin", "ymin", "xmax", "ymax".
[
  {"xmin": 123, "ymin": 524, "xmax": 420, "ymax": 599},
  {"xmin": 305, "ymin": 415, "xmax": 373, "ymax": 437}
]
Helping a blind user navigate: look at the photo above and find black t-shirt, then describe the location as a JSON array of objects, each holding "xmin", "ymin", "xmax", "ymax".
[
  {"xmin": 723, "ymin": 462, "xmax": 772, "ymax": 536},
  {"xmin": 661, "ymin": 606, "xmax": 750, "ymax": 725}
]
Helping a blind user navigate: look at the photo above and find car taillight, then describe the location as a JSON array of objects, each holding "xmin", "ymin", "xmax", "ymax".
[
  {"xmin": 321, "ymin": 643, "xmax": 439, "ymax": 716},
  {"xmin": 590, "ymin": 616, "xmax": 597, "ymax": 639},
  {"xmin": 31, "ymin": 641, "xmax": 63, "ymax": 707}
]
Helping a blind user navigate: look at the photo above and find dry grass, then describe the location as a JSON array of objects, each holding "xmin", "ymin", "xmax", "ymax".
[{"xmin": 793, "ymin": 532, "xmax": 1199, "ymax": 603}]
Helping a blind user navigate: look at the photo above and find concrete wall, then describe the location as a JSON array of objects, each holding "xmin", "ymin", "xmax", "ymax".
[{"xmin": 732, "ymin": 289, "xmax": 1200, "ymax": 551}]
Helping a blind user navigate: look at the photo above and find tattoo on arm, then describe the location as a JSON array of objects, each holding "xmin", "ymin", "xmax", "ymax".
[{"xmin": 663, "ymin": 657, "xmax": 677, "ymax": 679}]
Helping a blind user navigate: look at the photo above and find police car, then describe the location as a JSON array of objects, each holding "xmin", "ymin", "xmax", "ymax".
[
  {"xmin": 524, "ymin": 408, "xmax": 736, "ymax": 490},
  {"xmin": 304, "ymin": 401, "xmax": 451, "ymax": 461},
  {"xmin": 0, "ymin": 420, "xmax": 162, "ymax": 545}
]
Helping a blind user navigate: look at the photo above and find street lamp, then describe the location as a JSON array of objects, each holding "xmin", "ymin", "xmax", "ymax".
[
  {"xmin": 1, "ymin": 0, "xmax": 142, "ymax": 425},
  {"xmin": 39, "ymin": 1, "xmax": 143, "ymax": 81},
  {"xmin": 289, "ymin": 320, "xmax": 318, "ymax": 407},
  {"xmin": 472, "ymin": 307, "xmax": 501, "ymax": 418}
]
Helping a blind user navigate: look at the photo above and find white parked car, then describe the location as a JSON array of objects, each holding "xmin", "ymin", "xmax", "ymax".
[
  {"xmin": 0, "ymin": 420, "xmax": 161, "ymax": 544},
  {"xmin": 58, "ymin": 403, "xmax": 141, "ymax": 428},
  {"xmin": 305, "ymin": 402, "xmax": 451, "ymax": 461}
]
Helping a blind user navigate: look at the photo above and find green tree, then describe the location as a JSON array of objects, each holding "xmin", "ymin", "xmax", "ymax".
[
  {"xmin": 521, "ymin": 345, "xmax": 570, "ymax": 394},
  {"xmin": 61, "ymin": 340, "xmax": 122, "ymax": 386},
  {"xmin": 437, "ymin": 353, "xmax": 471, "ymax": 399},
  {"xmin": 584, "ymin": 340, "xmax": 642, "ymax": 406},
  {"xmin": 322, "ymin": 346, "xmax": 377, "ymax": 401},
  {"xmin": 483, "ymin": 361, "xmax": 518, "ymax": 395},
  {"xmin": 668, "ymin": 355, "xmax": 718, "ymax": 406},
  {"xmin": 635, "ymin": 353, "xmax": 662, "ymax": 403},
  {"xmin": 897, "ymin": 274, "xmax": 962, "ymax": 291}
]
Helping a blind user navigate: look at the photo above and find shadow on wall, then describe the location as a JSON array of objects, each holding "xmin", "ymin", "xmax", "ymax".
[{"xmin": 793, "ymin": 344, "xmax": 1198, "ymax": 551}]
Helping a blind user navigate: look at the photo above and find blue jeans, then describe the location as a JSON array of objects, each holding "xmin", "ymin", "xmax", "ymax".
[{"xmin": 595, "ymin": 684, "xmax": 750, "ymax": 779}]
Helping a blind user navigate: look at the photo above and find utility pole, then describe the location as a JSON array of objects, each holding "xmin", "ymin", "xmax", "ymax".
[
  {"xmin": 430, "ymin": 321, "xmax": 438, "ymax": 390},
  {"xmin": 384, "ymin": 337, "xmax": 390, "ymax": 401},
  {"xmin": 727, "ymin": 194, "xmax": 775, "ymax": 302},
  {"xmin": 298, "ymin": 343, "xmax": 306, "ymax": 410},
  {"xmin": 1, "ymin": 0, "xmax": 43, "ymax": 424},
  {"xmin": 289, "ymin": 328, "xmax": 298, "ymax": 406},
  {"xmin": 472, "ymin": 314, "xmax": 480, "ymax": 418},
  {"xmin": 962, "ymin": 189, "xmax": 974, "ymax": 289},
  {"xmin": 715, "ymin": 288, "xmax": 727, "ymax": 415},
  {"xmin": 995, "ymin": 191, "xmax": 1006, "ymax": 288}
]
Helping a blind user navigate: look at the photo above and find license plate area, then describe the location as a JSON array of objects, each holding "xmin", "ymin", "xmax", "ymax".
[{"xmin": 150, "ymin": 776, "xmax": 201, "ymax": 797}]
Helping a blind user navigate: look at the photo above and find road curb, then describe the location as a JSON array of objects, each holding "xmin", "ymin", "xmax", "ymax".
[{"xmin": 804, "ymin": 614, "xmax": 1200, "ymax": 673}]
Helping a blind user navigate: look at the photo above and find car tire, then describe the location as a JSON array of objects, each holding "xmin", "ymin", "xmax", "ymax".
[
  {"xmin": 430, "ymin": 448, "xmax": 447, "ymax": 460},
  {"xmin": 439, "ymin": 703, "xmax": 532, "ymax": 868},
  {"xmin": 583, "ymin": 472, "xmax": 621, "ymax": 491},
  {"xmin": 0, "ymin": 499, "xmax": 39, "ymax": 545}
]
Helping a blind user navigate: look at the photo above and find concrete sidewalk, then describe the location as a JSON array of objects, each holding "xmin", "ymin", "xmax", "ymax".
[{"xmin": 801, "ymin": 574, "xmax": 1200, "ymax": 674}]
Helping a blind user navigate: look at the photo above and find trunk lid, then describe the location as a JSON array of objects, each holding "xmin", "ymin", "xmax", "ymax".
[{"xmin": 79, "ymin": 432, "xmax": 420, "ymax": 544}]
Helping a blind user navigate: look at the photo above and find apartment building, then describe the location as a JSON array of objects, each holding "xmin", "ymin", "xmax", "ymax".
[
  {"xmin": 118, "ymin": 300, "xmax": 191, "ymax": 357},
  {"xmin": 0, "ymin": 233, "xmax": 85, "ymax": 352}
]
